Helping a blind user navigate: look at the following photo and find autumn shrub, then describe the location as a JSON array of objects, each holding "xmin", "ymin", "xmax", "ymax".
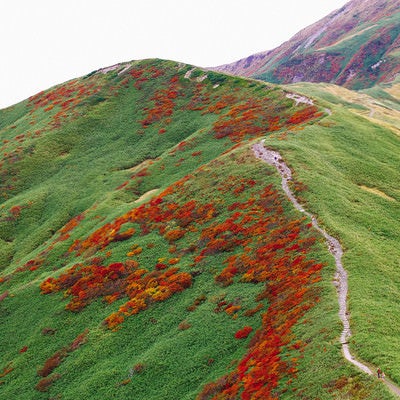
[
  {"xmin": 9, "ymin": 205, "xmax": 22, "ymax": 218},
  {"xmin": 132, "ymin": 363, "xmax": 144, "ymax": 374},
  {"xmin": 35, "ymin": 374, "xmax": 61, "ymax": 392},
  {"xmin": 187, "ymin": 294, "xmax": 207, "ymax": 312},
  {"xmin": 178, "ymin": 320, "xmax": 191, "ymax": 330},
  {"xmin": 234, "ymin": 326, "xmax": 253, "ymax": 339},
  {"xmin": 0, "ymin": 363, "xmax": 13, "ymax": 378},
  {"xmin": 37, "ymin": 329, "xmax": 89, "ymax": 383},
  {"xmin": 41, "ymin": 327, "xmax": 57, "ymax": 336},
  {"xmin": 37, "ymin": 351, "xmax": 65, "ymax": 377},
  {"xmin": 70, "ymin": 329, "xmax": 88, "ymax": 351}
]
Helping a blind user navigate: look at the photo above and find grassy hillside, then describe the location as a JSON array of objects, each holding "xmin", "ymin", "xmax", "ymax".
[
  {"xmin": 0, "ymin": 59, "xmax": 397, "ymax": 399},
  {"xmin": 270, "ymin": 81, "xmax": 400, "ymax": 388}
]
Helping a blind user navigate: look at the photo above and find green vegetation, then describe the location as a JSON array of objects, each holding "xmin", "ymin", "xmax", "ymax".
[
  {"xmin": 0, "ymin": 59, "xmax": 397, "ymax": 399},
  {"xmin": 269, "ymin": 81, "xmax": 400, "ymax": 387}
]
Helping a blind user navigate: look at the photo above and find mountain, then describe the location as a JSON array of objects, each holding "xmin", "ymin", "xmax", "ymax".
[
  {"xmin": 213, "ymin": 0, "xmax": 400, "ymax": 89},
  {"xmin": 0, "ymin": 58, "xmax": 399, "ymax": 399}
]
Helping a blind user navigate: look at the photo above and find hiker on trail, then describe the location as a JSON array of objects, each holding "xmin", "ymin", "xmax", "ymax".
[{"xmin": 377, "ymin": 367, "xmax": 383, "ymax": 379}]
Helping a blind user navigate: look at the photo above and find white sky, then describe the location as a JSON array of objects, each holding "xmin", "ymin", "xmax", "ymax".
[{"xmin": 0, "ymin": 0, "xmax": 349, "ymax": 109}]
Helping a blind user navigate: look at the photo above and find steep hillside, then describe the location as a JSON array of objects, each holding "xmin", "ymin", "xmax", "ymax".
[
  {"xmin": 213, "ymin": 0, "xmax": 400, "ymax": 89},
  {"xmin": 0, "ymin": 59, "xmax": 398, "ymax": 399}
]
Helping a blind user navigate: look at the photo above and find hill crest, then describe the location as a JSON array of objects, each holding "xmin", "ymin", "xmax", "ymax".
[{"xmin": 0, "ymin": 57, "xmax": 399, "ymax": 399}]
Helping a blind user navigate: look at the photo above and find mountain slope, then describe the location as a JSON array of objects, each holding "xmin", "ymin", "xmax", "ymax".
[
  {"xmin": 266, "ymin": 80, "xmax": 400, "ymax": 392},
  {"xmin": 0, "ymin": 59, "xmax": 398, "ymax": 399},
  {"xmin": 213, "ymin": 0, "xmax": 400, "ymax": 89}
]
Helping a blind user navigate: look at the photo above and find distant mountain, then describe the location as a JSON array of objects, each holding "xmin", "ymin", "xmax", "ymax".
[{"xmin": 213, "ymin": 0, "xmax": 400, "ymax": 89}]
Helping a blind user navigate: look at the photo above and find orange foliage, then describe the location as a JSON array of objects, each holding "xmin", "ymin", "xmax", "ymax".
[
  {"xmin": 60, "ymin": 214, "xmax": 85, "ymax": 234},
  {"xmin": 28, "ymin": 78, "xmax": 103, "ymax": 131},
  {"xmin": 41, "ymin": 257, "xmax": 192, "ymax": 330},
  {"xmin": 9, "ymin": 205, "xmax": 22, "ymax": 218},
  {"xmin": 38, "ymin": 150, "xmax": 324, "ymax": 396},
  {"xmin": 140, "ymin": 76, "xmax": 181, "ymax": 127},
  {"xmin": 0, "ymin": 362, "xmax": 13, "ymax": 378},
  {"xmin": 288, "ymin": 106, "xmax": 322, "ymax": 125},
  {"xmin": 190, "ymin": 185, "xmax": 323, "ymax": 398}
]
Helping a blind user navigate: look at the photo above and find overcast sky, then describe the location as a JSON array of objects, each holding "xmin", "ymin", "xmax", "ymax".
[{"xmin": 0, "ymin": 0, "xmax": 349, "ymax": 109}]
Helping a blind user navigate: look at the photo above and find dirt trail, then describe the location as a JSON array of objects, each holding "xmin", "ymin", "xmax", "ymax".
[
  {"xmin": 252, "ymin": 141, "xmax": 400, "ymax": 397},
  {"xmin": 134, "ymin": 189, "xmax": 159, "ymax": 203}
]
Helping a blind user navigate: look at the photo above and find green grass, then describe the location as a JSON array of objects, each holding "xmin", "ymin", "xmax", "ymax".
[
  {"xmin": 0, "ymin": 59, "xmax": 398, "ymax": 399},
  {"xmin": 265, "ymin": 83, "xmax": 400, "ymax": 389}
]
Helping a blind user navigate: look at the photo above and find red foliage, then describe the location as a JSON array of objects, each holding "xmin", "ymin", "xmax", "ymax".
[
  {"xmin": 212, "ymin": 99, "xmax": 264, "ymax": 142},
  {"xmin": 9, "ymin": 205, "xmax": 22, "ymax": 218},
  {"xmin": 70, "ymin": 329, "xmax": 89, "ymax": 351},
  {"xmin": 69, "ymin": 194, "xmax": 216, "ymax": 256},
  {"xmin": 185, "ymin": 82, "xmax": 211, "ymax": 111},
  {"xmin": 190, "ymin": 185, "xmax": 322, "ymax": 398},
  {"xmin": 41, "ymin": 258, "xmax": 192, "ymax": 329},
  {"xmin": 133, "ymin": 363, "xmax": 144, "ymax": 373},
  {"xmin": 187, "ymin": 294, "xmax": 207, "ymax": 312},
  {"xmin": 243, "ymin": 303, "xmax": 264, "ymax": 317},
  {"xmin": 207, "ymin": 90, "xmax": 322, "ymax": 142},
  {"xmin": 128, "ymin": 67, "xmax": 148, "ymax": 89},
  {"xmin": 19, "ymin": 346, "xmax": 28, "ymax": 353},
  {"xmin": 35, "ymin": 374, "xmax": 61, "ymax": 392},
  {"xmin": 37, "ymin": 351, "xmax": 65, "ymax": 377},
  {"xmin": 0, "ymin": 363, "xmax": 13, "ymax": 378},
  {"xmin": 37, "ymin": 151, "xmax": 324, "ymax": 396},
  {"xmin": 164, "ymin": 228, "xmax": 186, "ymax": 243},
  {"xmin": 104, "ymin": 265, "xmax": 192, "ymax": 329},
  {"xmin": 287, "ymin": 106, "xmax": 322, "ymax": 125},
  {"xmin": 28, "ymin": 77, "xmax": 104, "ymax": 131},
  {"xmin": 36, "ymin": 329, "xmax": 88, "ymax": 386},
  {"xmin": 235, "ymin": 326, "xmax": 253, "ymax": 339},
  {"xmin": 116, "ymin": 181, "xmax": 129, "ymax": 190},
  {"xmin": 178, "ymin": 320, "xmax": 191, "ymax": 330},
  {"xmin": 58, "ymin": 213, "xmax": 85, "ymax": 237},
  {"xmin": 140, "ymin": 76, "xmax": 181, "ymax": 127}
]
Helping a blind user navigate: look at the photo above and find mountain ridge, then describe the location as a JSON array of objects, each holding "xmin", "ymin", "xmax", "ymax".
[
  {"xmin": 0, "ymin": 57, "xmax": 399, "ymax": 399},
  {"xmin": 0, "ymin": 2, "xmax": 399, "ymax": 397}
]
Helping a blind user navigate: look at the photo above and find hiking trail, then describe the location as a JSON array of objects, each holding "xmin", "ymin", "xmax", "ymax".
[{"xmin": 252, "ymin": 140, "xmax": 400, "ymax": 398}]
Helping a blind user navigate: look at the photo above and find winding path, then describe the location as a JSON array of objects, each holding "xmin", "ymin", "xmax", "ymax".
[{"xmin": 252, "ymin": 140, "xmax": 400, "ymax": 397}]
